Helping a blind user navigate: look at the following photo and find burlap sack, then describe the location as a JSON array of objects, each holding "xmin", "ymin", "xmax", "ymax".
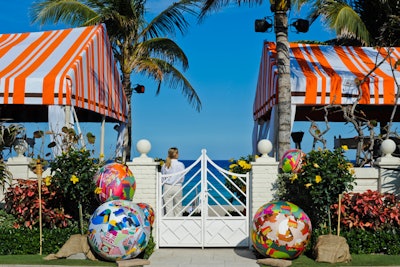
[
  {"xmin": 44, "ymin": 234, "xmax": 97, "ymax": 261},
  {"xmin": 313, "ymin": 234, "xmax": 351, "ymax": 263}
]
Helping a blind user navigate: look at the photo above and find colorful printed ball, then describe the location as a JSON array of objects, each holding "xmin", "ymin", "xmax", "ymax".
[
  {"xmin": 136, "ymin": 202, "xmax": 155, "ymax": 226},
  {"xmin": 94, "ymin": 162, "xmax": 136, "ymax": 203},
  {"xmin": 88, "ymin": 200, "xmax": 151, "ymax": 261},
  {"xmin": 280, "ymin": 149, "xmax": 305, "ymax": 173},
  {"xmin": 251, "ymin": 201, "xmax": 312, "ymax": 259}
]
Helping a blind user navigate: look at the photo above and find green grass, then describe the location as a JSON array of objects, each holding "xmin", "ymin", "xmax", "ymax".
[
  {"xmin": 259, "ymin": 254, "xmax": 400, "ymax": 266},
  {"xmin": 0, "ymin": 255, "xmax": 116, "ymax": 266}
]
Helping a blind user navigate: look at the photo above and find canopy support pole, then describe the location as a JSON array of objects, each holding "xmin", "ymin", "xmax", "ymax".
[{"xmin": 100, "ymin": 116, "xmax": 105, "ymax": 161}]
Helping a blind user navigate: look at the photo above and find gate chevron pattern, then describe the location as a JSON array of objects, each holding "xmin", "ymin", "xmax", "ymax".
[{"xmin": 157, "ymin": 149, "xmax": 250, "ymax": 248}]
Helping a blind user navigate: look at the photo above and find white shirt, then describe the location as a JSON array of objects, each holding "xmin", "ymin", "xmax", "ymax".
[{"xmin": 161, "ymin": 159, "xmax": 185, "ymax": 185}]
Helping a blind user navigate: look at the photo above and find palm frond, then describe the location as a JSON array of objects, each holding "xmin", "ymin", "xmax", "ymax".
[
  {"xmin": 136, "ymin": 58, "xmax": 202, "ymax": 112},
  {"xmin": 318, "ymin": 0, "xmax": 370, "ymax": 45},
  {"xmin": 134, "ymin": 38, "xmax": 189, "ymax": 71},
  {"xmin": 199, "ymin": 0, "xmax": 263, "ymax": 20},
  {"xmin": 31, "ymin": 0, "xmax": 97, "ymax": 26},
  {"xmin": 143, "ymin": 0, "xmax": 201, "ymax": 39}
]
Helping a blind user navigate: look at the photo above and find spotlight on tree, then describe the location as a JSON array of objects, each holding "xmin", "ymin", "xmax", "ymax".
[
  {"xmin": 133, "ymin": 84, "xmax": 145, "ymax": 94},
  {"xmin": 255, "ymin": 18, "xmax": 273, "ymax": 33},
  {"xmin": 291, "ymin": 19, "xmax": 309, "ymax": 33}
]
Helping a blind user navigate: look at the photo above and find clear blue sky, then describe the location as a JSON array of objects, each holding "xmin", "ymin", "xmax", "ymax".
[{"xmin": 1, "ymin": 1, "xmax": 352, "ymax": 161}]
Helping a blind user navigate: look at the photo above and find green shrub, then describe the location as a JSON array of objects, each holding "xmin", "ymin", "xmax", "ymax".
[{"xmin": 0, "ymin": 223, "xmax": 81, "ymax": 255}]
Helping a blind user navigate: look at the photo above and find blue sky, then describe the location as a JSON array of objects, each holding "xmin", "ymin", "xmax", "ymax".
[{"xmin": 0, "ymin": 1, "xmax": 348, "ymax": 160}]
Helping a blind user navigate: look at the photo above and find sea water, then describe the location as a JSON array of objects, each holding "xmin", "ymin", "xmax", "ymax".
[{"xmin": 180, "ymin": 159, "xmax": 238, "ymax": 206}]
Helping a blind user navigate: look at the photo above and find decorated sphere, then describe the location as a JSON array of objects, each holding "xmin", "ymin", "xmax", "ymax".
[
  {"xmin": 94, "ymin": 162, "xmax": 136, "ymax": 203},
  {"xmin": 136, "ymin": 202, "xmax": 155, "ymax": 226},
  {"xmin": 280, "ymin": 149, "xmax": 305, "ymax": 173},
  {"xmin": 251, "ymin": 201, "xmax": 312, "ymax": 259},
  {"xmin": 88, "ymin": 200, "xmax": 151, "ymax": 261}
]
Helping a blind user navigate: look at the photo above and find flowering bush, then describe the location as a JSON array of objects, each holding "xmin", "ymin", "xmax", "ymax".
[
  {"xmin": 49, "ymin": 148, "xmax": 100, "ymax": 221},
  {"xmin": 225, "ymin": 155, "xmax": 255, "ymax": 204},
  {"xmin": 276, "ymin": 147, "xmax": 356, "ymax": 228}
]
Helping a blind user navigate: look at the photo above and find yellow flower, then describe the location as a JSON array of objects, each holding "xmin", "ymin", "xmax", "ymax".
[
  {"xmin": 231, "ymin": 176, "xmax": 237, "ymax": 180},
  {"xmin": 313, "ymin": 163, "xmax": 319, "ymax": 168},
  {"xmin": 315, "ymin": 175, "xmax": 322, "ymax": 183},
  {"xmin": 342, "ymin": 145, "xmax": 349, "ymax": 151},
  {"xmin": 229, "ymin": 164, "xmax": 238, "ymax": 169},
  {"xmin": 94, "ymin": 187, "xmax": 102, "ymax": 194},
  {"xmin": 289, "ymin": 174, "xmax": 298, "ymax": 183},
  {"xmin": 44, "ymin": 176, "xmax": 52, "ymax": 186},
  {"xmin": 238, "ymin": 160, "xmax": 246, "ymax": 168},
  {"xmin": 99, "ymin": 153, "xmax": 104, "ymax": 158},
  {"xmin": 70, "ymin": 175, "xmax": 79, "ymax": 184},
  {"xmin": 305, "ymin": 183, "xmax": 313, "ymax": 188}
]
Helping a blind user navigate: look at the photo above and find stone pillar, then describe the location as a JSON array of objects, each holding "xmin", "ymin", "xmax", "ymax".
[
  {"xmin": 375, "ymin": 139, "xmax": 400, "ymax": 196},
  {"xmin": 126, "ymin": 139, "xmax": 159, "ymax": 243},
  {"xmin": 250, "ymin": 139, "xmax": 279, "ymax": 219}
]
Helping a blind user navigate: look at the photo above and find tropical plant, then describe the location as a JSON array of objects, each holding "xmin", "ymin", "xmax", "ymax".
[
  {"xmin": 332, "ymin": 190, "xmax": 400, "ymax": 230},
  {"xmin": 4, "ymin": 179, "xmax": 72, "ymax": 229},
  {"xmin": 276, "ymin": 146, "xmax": 356, "ymax": 229},
  {"xmin": 0, "ymin": 124, "xmax": 25, "ymax": 192},
  {"xmin": 49, "ymin": 148, "xmax": 100, "ymax": 233},
  {"xmin": 31, "ymin": 0, "xmax": 202, "ymax": 161}
]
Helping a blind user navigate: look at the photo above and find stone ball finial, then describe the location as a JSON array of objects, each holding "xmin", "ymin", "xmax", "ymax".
[
  {"xmin": 136, "ymin": 139, "xmax": 151, "ymax": 158},
  {"xmin": 381, "ymin": 139, "xmax": 396, "ymax": 157},
  {"xmin": 258, "ymin": 139, "xmax": 272, "ymax": 157}
]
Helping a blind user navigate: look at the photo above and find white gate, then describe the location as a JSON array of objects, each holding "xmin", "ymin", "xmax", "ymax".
[{"xmin": 157, "ymin": 149, "xmax": 250, "ymax": 248}]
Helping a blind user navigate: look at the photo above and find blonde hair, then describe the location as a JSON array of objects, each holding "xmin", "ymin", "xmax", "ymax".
[{"xmin": 165, "ymin": 147, "xmax": 179, "ymax": 168}]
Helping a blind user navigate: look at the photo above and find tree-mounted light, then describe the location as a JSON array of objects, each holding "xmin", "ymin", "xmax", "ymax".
[
  {"xmin": 133, "ymin": 84, "xmax": 145, "ymax": 93},
  {"xmin": 291, "ymin": 19, "xmax": 310, "ymax": 33},
  {"xmin": 255, "ymin": 18, "xmax": 273, "ymax": 32}
]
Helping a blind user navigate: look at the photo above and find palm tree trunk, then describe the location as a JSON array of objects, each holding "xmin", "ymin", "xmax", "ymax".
[
  {"xmin": 274, "ymin": 11, "xmax": 291, "ymax": 160},
  {"xmin": 122, "ymin": 72, "xmax": 132, "ymax": 162}
]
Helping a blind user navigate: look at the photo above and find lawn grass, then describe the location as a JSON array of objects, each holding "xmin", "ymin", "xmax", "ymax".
[
  {"xmin": 0, "ymin": 255, "xmax": 116, "ymax": 266},
  {"xmin": 261, "ymin": 254, "xmax": 400, "ymax": 266}
]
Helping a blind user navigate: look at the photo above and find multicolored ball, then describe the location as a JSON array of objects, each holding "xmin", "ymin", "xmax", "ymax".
[
  {"xmin": 94, "ymin": 162, "xmax": 136, "ymax": 203},
  {"xmin": 251, "ymin": 201, "xmax": 312, "ymax": 259},
  {"xmin": 136, "ymin": 202, "xmax": 155, "ymax": 226},
  {"xmin": 280, "ymin": 149, "xmax": 305, "ymax": 173},
  {"xmin": 88, "ymin": 200, "xmax": 151, "ymax": 261}
]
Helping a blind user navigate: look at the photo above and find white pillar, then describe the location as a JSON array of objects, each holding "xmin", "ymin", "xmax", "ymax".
[
  {"xmin": 250, "ymin": 139, "xmax": 279, "ymax": 219},
  {"xmin": 126, "ymin": 139, "xmax": 159, "ymax": 243},
  {"xmin": 375, "ymin": 139, "xmax": 400, "ymax": 196}
]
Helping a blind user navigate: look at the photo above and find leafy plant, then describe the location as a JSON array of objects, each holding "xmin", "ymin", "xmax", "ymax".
[
  {"xmin": 225, "ymin": 155, "xmax": 255, "ymax": 204},
  {"xmin": 276, "ymin": 147, "xmax": 356, "ymax": 229},
  {"xmin": 332, "ymin": 190, "xmax": 400, "ymax": 230},
  {"xmin": 49, "ymin": 148, "xmax": 100, "ymax": 224},
  {"xmin": 4, "ymin": 179, "xmax": 72, "ymax": 229}
]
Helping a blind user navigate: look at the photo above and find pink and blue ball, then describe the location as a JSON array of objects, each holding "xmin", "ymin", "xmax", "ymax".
[
  {"xmin": 94, "ymin": 162, "xmax": 136, "ymax": 203},
  {"xmin": 88, "ymin": 200, "xmax": 151, "ymax": 261}
]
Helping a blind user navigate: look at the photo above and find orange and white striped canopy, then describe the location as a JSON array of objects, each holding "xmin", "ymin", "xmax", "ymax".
[
  {"xmin": 253, "ymin": 42, "xmax": 400, "ymax": 122},
  {"xmin": 0, "ymin": 24, "xmax": 128, "ymax": 122}
]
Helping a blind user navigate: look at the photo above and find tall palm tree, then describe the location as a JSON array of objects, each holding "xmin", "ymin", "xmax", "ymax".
[
  {"xmin": 31, "ymin": 0, "xmax": 202, "ymax": 161},
  {"xmin": 199, "ymin": 0, "xmax": 292, "ymax": 160}
]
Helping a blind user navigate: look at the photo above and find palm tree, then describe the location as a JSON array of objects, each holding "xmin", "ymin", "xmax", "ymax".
[
  {"xmin": 31, "ymin": 0, "xmax": 202, "ymax": 161},
  {"xmin": 199, "ymin": 0, "xmax": 292, "ymax": 160}
]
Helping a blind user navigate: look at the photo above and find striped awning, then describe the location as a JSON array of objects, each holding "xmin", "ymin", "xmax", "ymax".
[
  {"xmin": 253, "ymin": 42, "xmax": 400, "ymax": 122},
  {"xmin": 0, "ymin": 24, "xmax": 128, "ymax": 122}
]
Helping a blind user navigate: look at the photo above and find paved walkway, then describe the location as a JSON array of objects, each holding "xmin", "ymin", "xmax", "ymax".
[{"xmin": 147, "ymin": 248, "xmax": 260, "ymax": 267}]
